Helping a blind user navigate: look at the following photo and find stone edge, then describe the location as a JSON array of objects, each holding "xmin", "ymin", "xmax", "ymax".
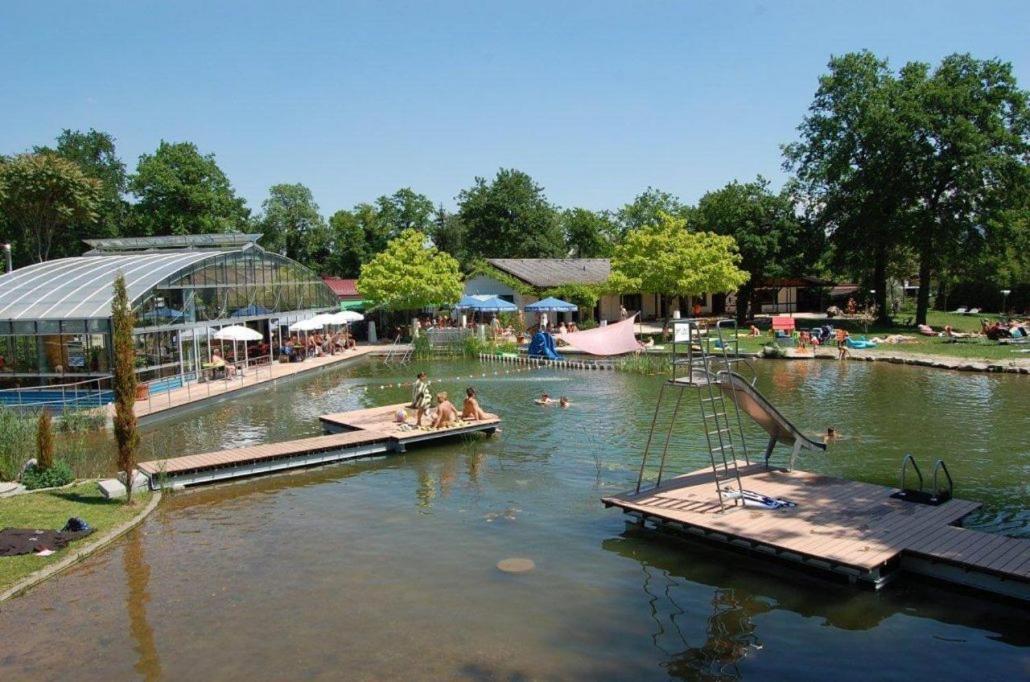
[{"xmin": 0, "ymin": 490, "xmax": 162, "ymax": 603}]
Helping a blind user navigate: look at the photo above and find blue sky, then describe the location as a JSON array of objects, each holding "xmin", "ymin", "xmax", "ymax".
[{"xmin": 2, "ymin": 1, "xmax": 1027, "ymax": 215}]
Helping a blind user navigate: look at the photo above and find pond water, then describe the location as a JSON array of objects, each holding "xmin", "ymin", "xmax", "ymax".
[{"xmin": 2, "ymin": 358, "xmax": 1027, "ymax": 680}]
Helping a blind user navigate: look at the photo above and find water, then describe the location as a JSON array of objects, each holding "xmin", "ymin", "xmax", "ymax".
[{"xmin": 2, "ymin": 358, "xmax": 1027, "ymax": 680}]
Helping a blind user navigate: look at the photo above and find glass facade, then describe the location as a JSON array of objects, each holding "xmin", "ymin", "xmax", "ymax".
[{"xmin": 0, "ymin": 249, "xmax": 335, "ymax": 388}]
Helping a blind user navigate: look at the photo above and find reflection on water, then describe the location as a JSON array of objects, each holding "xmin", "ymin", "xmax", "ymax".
[
  {"xmin": 123, "ymin": 529, "xmax": 161, "ymax": 681},
  {"xmin": 2, "ymin": 358, "xmax": 1027, "ymax": 680}
]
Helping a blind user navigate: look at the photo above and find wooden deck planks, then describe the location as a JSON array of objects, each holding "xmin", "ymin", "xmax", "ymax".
[{"xmin": 604, "ymin": 463, "xmax": 1026, "ymax": 584}]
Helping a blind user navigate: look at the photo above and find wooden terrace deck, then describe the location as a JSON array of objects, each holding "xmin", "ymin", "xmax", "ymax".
[
  {"xmin": 138, "ymin": 402, "xmax": 500, "ymax": 488},
  {"xmin": 133, "ymin": 346, "xmax": 374, "ymax": 420},
  {"xmin": 604, "ymin": 462, "xmax": 1029, "ymax": 599}
]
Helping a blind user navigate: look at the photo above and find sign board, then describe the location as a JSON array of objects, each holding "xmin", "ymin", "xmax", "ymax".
[{"xmin": 673, "ymin": 322, "xmax": 694, "ymax": 343}]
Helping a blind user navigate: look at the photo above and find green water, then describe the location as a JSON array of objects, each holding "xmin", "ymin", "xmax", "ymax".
[{"xmin": 1, "ymin": 358, "xmax": 1027, "ymax": 680}]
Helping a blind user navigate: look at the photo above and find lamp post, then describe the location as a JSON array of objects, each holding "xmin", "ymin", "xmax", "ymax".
[
  {"xmin": 2, "ymin": 243, "xmax": 11, "ymax": 274},
  {"xmin": 1001, "ymin": 289, "xmax": 1011, "ymax": 317}
]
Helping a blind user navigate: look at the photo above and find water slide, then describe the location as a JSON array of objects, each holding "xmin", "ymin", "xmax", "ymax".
[{"xmin": 715, "ymin": 370, "xmax": 826, "ymax": 468}]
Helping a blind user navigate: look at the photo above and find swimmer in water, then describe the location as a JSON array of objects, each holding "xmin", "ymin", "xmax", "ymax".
[
  {"xmin": 535, "ymin": 393, "xmax": 554, "ymax": 406},
  {"xmin": 824, "ymin": 427, "xmax": 840, "ymax": 443},
  {"xmin": 559, "ymin": 396, "xmax": 570, "ymax": 408}
]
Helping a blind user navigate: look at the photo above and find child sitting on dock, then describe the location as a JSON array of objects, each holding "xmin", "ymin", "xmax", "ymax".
[
  {"xmin": 431, "ymin": 392, "xmax": 458, "ymax": 428},
  {"xmin": 462, "ymin": 387, "xmax": 489, "ymax": 421}
]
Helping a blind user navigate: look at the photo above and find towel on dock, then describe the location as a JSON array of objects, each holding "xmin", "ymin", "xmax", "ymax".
[{"xmin": 722, "ymin": 489, "xmax": 797, "ymax": 510}]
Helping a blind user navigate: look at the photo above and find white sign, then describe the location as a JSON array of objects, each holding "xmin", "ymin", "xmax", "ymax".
[{"xmin": 674, "ymin": 323, "xmax": 694, "ymax": 342}]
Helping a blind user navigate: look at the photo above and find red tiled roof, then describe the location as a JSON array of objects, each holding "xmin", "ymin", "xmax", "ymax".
[{"xmin": 322, "ymin": 277, "xmax": 360, "ymax": 298}]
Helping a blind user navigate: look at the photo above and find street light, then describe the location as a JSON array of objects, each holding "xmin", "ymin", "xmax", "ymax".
[
  {"xmin": 1001, "ymin": 289, "xmax": 1011, "ymax": 316},
  {"xmin": 2, "ymin": 243, "xmax": 10, "ymax": 274}
]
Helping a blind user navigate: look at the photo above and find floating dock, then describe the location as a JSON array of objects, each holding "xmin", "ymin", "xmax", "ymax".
[
  {"xmin": 603, "ymin": 462, "xmax": 1030, "ymax": 601},
  {"xmin": 138, "ymin": 403, "xmax": 500, "ymax": 488}
]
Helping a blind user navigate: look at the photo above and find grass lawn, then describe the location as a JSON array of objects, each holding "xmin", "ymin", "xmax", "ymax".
[{"xmin": 0, "ymin": 483, "xmax": 151, "ymax": 594}]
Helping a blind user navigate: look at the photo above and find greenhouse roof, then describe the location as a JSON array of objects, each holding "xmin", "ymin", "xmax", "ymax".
[
  {"xmin": 83, "ymin": 233, "xmax": 263, "ymax": 253},
  {"xmin": 0, "ymin": 251, "xmax": 219, "ymax": 321}
]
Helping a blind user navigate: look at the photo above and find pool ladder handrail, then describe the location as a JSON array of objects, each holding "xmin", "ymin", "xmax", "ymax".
[
  {"xmin": 931, "ymin": 459, "xmax": 954, "ymax": 503},
  {"xmin": 899, "ymin": 453, "xmax": 923, "ymax": 493}
]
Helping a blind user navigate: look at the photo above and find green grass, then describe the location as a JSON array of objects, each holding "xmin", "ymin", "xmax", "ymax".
[{"xmin": 0, "ymin": 483, "xmax": 150, "ymax": 593}]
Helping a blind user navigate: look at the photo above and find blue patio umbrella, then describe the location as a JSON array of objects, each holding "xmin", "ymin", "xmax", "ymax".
[
  {"xmin": 524, "ymin": 297, "xmax": 578, "ymax": 313},
  {"xmin": 454, "ymin": 295, "xmax": 518, "ymax": 313}
]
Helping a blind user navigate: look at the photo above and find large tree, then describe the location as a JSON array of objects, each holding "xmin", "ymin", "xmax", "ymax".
[
  {"xmin": 561, "ymin": 208, "xmax": 617, "ymax": 258},
  {"xmin": 695, "ymin": 177, "xmax": 816, "ymax": 323},
  {"xmin": 616, "ymin": 187, "xmax": 692, "ymax": 235},
  {"xmin": 111, "ymin": 273, "xmax": 139, "ymax": 503},
  {"xmin": 612, "ymin": 213, "xmax": 749, "ymax": 308},
  {"xmin": 128, "ymin": 141, "xmax": 250, "ymax": 236},
  {"xmin": 357, "ymin": 229, "xmax": 463, "ymax": 310},
  {"xmin": 785, "ymin": 51, "xmax": 1029, "ymax": 324},
  {"xmin": 897, "ymin": 54, "xmax": 1029, "ymax": 324},
  {"xmin": 0, "ymin": 153, "xmax": 102, "ymax": 264},
  {"xmin": 456, "ymin": 169, "xmax": 564, "ymax": 259},
  {"xmin": 430, "ymin": 203, "xmax": 469, "ymax": 267},
  {"xmin": 35, "ymin": 128, "xmax": 128, "ymax": 241},
  {"xmin": 258, "ymin": 183, "xmax": 329, "ymax": 269}
]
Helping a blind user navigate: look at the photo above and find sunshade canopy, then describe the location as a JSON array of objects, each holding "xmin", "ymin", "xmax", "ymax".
[
  {"xmin": 524, "ymin": 297, "xmax": 578, "ymax": 313},
  {"xmin": 213, "ymin": 325, "xmax": 263, "ymax": 342},
  {"xmin": 454, "ymin": 295, "xmax": 517, "ymax": 312}
]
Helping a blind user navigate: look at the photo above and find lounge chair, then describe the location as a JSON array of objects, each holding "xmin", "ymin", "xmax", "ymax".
[
  {"xmin": 966, "ymin": 308, "xmax": 981, "ymax": 315},
  {"xmin": 951, "ymin": 307, "xmax": 968, "ymax": 314}
]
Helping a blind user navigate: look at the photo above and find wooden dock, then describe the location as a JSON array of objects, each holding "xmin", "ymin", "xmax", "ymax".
[
  {"xmin": 133, "ymin": 347, "xmax": 375, "ymax": 421},
  {"xmin": 138, "ymin": 403, "xmax": 500, "ymax": 488},
  {"xmin": 603, "ymin": 462, "xmax": 1030, "ymax": 601}
]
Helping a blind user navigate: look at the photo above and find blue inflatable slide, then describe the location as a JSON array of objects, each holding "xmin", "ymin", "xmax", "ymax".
[{"xmin": 528, "ymin": 331, "xmax": 562, "ymax": 360}]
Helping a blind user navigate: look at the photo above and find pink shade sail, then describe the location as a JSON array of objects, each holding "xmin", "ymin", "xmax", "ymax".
[{"xmin": 556, "ymin": 316, "xmax": 643, "ymax": 356}]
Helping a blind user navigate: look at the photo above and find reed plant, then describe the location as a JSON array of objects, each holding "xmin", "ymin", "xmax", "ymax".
[{"xmin": 0, "ymin": 407, "xmax": 37, "ymax": 481}]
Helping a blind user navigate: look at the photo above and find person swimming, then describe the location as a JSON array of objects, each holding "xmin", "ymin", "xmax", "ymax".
[
  {"xmin": 559, "ymin": 396, "xmax": 570, "ymax": 408},
  {"xmin": 824, "ymin": 427, "xmax": 841, "ymax": 443},
  {"xmin": 535, "ymin": 393, "xmax": 554, "ymax": 406}
]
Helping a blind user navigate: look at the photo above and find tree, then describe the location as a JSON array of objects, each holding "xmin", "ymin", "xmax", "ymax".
[
  {"xmin": 111, "ymin": 274, "xmax": 139, "ymax": 503},
  {"xmin": 258, "ymin": 183, "xmax": 329, "ymax": 269},
  {"xmin": 897, "ymin": 54, "xmax": 1029, "ymax": 324},
  {"xmin": 695, "ymin": 177, "xmax": 816, "ymax": 323},
  {"xmin": 456, "ymin": 169, "xmax": 564, "ymax": 259},
  {"xmin": 616, "ymin": 188, "xmax": 692, "ymax": 235},
  {"xmin": 357, "ymin": 229, "xmax": 463, "ymax": 310},
  {"xmin": 612, "ymin": 213, "xmax": 749, "ymax": 307},
  {"xmin": 784, "ymin": 51, "xmax": 910, "ymax": 323},
  {"xmin": 0, "ymin": 153, "xmax": 102, "ymax": 264},
  {"xmin": 128, "ymin": 141, "xmax": 250, "ymax": 237},
  {"xmin": 35, "ymin": 128, "xmax": 128, "ymax": 241},
  {"xmin": 36, "ymin": 409, "xmax": 54, "ymax": 471},
  {"xmin": 430, "ymin": 203, "xmax": 469, "ymax": 267},
  {"xmin": 375, "ymin": 188, "xmax": 435, "ymax": 235},
  {"xmin": 324, "ymin": 209, "xmax": 367, "ymax": 277},
  {"xmin": 561, "ymin": 208, "xmax": 617, "ymax": 258}
]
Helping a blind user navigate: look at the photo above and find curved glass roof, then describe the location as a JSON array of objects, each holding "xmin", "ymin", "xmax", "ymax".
[{"xmin": 0, "ymin": 251, "xmax": 220, "ymax": 321}]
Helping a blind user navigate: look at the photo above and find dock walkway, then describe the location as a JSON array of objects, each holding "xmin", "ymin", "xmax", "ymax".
[
  {"xmin": 604, "ymin": 462, "xmax": 1029, "ymax": 600},
  {"xmin": 134, "ymin": 347, "xmax": 374, "ymax": 420},
  {"xmin": 138, "ymin": 403, "xmax": 500, "ymax": 488}
]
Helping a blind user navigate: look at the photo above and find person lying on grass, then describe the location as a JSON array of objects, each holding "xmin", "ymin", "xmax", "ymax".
[
  {"xmin": 431, "ymin": 392, "xmax": 459, "ymax": 428},
  {"xmin": 462, "ymin": 387, "xmax": 489, "ymax": 420}
]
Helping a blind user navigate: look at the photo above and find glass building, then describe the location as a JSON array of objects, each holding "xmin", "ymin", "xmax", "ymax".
[{"xmin": 0, "ymin": 234, "xmax": 337, "ymax": 388}]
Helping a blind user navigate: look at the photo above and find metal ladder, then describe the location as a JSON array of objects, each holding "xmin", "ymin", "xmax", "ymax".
[{"xmin": 635, "ymin": 318, "xmax": 751, "ymax": 511}]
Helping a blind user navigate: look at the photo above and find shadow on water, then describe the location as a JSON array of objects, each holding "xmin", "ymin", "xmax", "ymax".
[{"xmin": 603, "ymin": 527, "xmax": 1030, "ymax": 677}]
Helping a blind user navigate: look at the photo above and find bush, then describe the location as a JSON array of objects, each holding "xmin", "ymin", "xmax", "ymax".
[
  {"xmin": 0, "ymin": 407, "xmax": 37, "ymax": 481},
  {"xmin": 21, "ymin": 460, "xmax": 75, "ymax": 490},
  {"xmin": 577, "ymin": 317, "xmax": 598, "ymax": 330},
  {"xmin": 59, "ymin": 407, "xmax": 107, "ymax": 433}
]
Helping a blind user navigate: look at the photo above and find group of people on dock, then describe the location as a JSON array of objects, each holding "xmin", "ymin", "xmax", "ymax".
[{"xmin": 409, "ymin": 371, "xmax": 489, "ymax": 429}]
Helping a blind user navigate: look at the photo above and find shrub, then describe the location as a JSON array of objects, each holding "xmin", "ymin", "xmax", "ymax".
[
  {"xmin": 60, "ymin": 407, "xmax": 107, "ymax": 433},
  {"xmin": 21, "ymin": 460, "xmax": 75, "ymax": 490},
  {"xmin": 412, "ymin": 332, "xmax": 432, "ymax": 360},
  {"xmin": 0, "ymin": 407, "xmax": 36, "ymax": 481}
]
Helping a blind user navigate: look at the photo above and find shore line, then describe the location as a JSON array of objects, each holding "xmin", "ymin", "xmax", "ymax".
[{"xmin": 766, "ymin": 347, "xmax": 1030, "ymax": 374}]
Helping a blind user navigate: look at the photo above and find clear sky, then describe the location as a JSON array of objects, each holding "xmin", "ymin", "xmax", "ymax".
[{"xmin": 2, "ymin": 1, "xmax": 1028, "ymax": 215}]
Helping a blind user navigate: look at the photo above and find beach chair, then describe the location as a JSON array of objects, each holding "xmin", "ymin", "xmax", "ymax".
[
  {"xmin": 951, "ymin": 307, "xmax": 968, "ymax": 314},
  {"xmin": 966, "ymin": 308, "xmax": 980, "ymax": 315}
]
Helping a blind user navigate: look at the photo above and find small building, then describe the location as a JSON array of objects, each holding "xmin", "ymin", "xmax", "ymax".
[
  {"xmin": 322, "ymin": 276, "xmax": 364, "ymax": 310},
  {"xmin": 0, "ymin": 234, "xmax": 337, "ymax": 388},
  {"xmin": 749, "ymin": 276, "xmax": 835, "ymax": 314},
  {"xmin": 464, "ymin": 258, "xmax": 715, "ymax": 323}
]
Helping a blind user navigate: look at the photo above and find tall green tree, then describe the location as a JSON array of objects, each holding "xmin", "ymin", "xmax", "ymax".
[
  {"xmin": 128, "ymin": 141, "xmax": 250, "ymax": 237},
  {"xmin": 111, "ymin": 274, "xmax": 139, "ymax": 503},
  {"xmin": 0, "ymin": 153, "xmax": 102, "ymax": 264},
  {"xmin": 325, "ymin": 208, "xmax": 367, "ymax": 277},
  {"xmin": 612, "ymin": 213, "xmax": 749, "ymax": 307},
  {"xmin": 616, "ymin": 188, "xmax": 692, "ymax": 235},
  {"xmin": 35, "ymin": 128, "xmax": 128, "ymax": 240},
  {"xmin": 456, "ymin": 169, "xmax": 564, "ymax": 259},
  {"xmin": 430, "ymin": 203, "xmax": 469, "ymax": 267},
  {"xmin": 897, "ymin": 54, "xmax": 1029, "ymax": 324},
  {"xmin": 357, "ymin": 229, "xmax": 463, "ymax": 310},
  {"xmin": 784, "ymin": 51, "xmax": 910, "ymax": 323},
  {"xmin": 258, "ymin": 183, "xmax": 329, "ymax": 269},
  {"xmin": 695, "ymin": 177, "xmax": 816, "ymax": 323},
  {"xmin": 561, "ymin": 208, "xmax": 617, "ymax": 258}
]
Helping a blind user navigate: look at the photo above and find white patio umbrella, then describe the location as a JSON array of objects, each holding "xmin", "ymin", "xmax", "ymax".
[
  {"xmin": 289, "ymin": 319, "xmax": 324, "ymax": 332},
  {"xmin": 310, "ymin": 312, "xmax": 339, "ymax": 327},
  {"xmin": 213, "ymin": 325, "xmax": 263, "ymax": 374},
  {"xmin": 330, "ymin": 310, "xmax": 364, "ymax": 324}
]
